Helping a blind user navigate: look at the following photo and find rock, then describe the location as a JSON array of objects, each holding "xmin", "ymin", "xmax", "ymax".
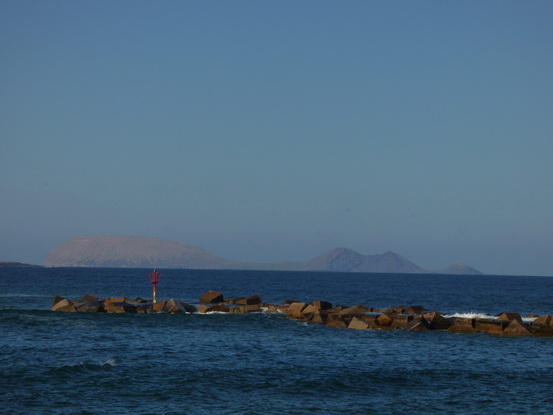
[
  {"xmin": 264, "ymin": 304, "xmax": 280, "ymax": 313},
  {"xmin": 533, "ymin": 315, "xmax": 552, "ymax": 326},
  {"xmin": 404, "ymin": 317, "xmax": 433, "ymax": 331},
  {"xmin": 56, "ymin": 303, "xmax": 78, "ymax": 312},
  {"xmin": 325, "ymin": 314, "xmax": 348, "ymax": 328},
  {"xmin": 405, "ymin": 305, "xmax": 425, "ymax": 315},
  {"xmin": 106, "ymin": 301, "xmax": 137, "ymax": 313},
  {"xmin": 80, "ymin": 294, "xmax": 99, "ymax": 302},
  {"xmin": 501, "ymin": 319, "xmax": 531, "ymax": 337},
  {"xmin": 348, "ymin": 316, "xmax": 370, "ymax": 330},
  {"xmin": 448, "ymin": 317, "xmax": 476, "ymax": 334},
  {"xmin": 390, "ymin": 314, "xmax": 413, "ymax": 329},
  {"xmin": 284, "ymin": 302, "xmax": 307, "ymax": 319},
  {"xmin": 136, "ymin": 303, "xmax": 155, "ymax": 313},
  {"xmin": 474, "ymin": 319, "xmax": 508, "ymax": 335},
  {"xmin": 76, "ymin": 300, "xmax": 105, "ymax": 313},
  {"xmin": 51, "ymin": 297, "xmax": 73, "ymax": 311},
  {"xmin": 496, "ymin": 312, "xmax": 522, "ymax": 323},
  {"xmin": 198, "ymin": 304, "xmax": 230, "ymax": 313},
  {"xmin": 376, "ymin": 312, "xmax": 395, "ymax": 326},
  {"xmin": 165, "ymin": 299, "xmax": 197, "ymax": 313},
  {"xmin": 393, "ymin": 305, "xmax": 407, "ymax": 313},
  {"xmin": 424, "ymin": 312, "xmax": 452, "ymax": 330},
  {"xmin": 237, "ymin": 304, "xmax": 261, "ymax": 313},
  {"xmin": 339, "ymin": 305, "xmax": 368, "ymax": 316},
  {"xmin": 310, "ymin": 311, "xmax": 329, "ymax": 324},
  {"xmin": 311, "ymin": 300, "xmax": 333, "ymax": 310},
  {"xmin": 302, "ymin": 304, "xmax": 322, "ymax": 315},
  {"xmin": 231, "ymin": 295, "xmax": 262, "ymax": 305},
  {"xmin": 199, "ymin": 291, "xmax": 224, "ymax": 304},
  {"xmin": 152, "ymin": 300, "xmax": 167, "ymax": 312}
]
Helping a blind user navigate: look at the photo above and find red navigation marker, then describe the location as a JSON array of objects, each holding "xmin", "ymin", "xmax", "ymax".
[{"xmin": 148, "ymin": 269, "xmax": 161, "ymax": 303}]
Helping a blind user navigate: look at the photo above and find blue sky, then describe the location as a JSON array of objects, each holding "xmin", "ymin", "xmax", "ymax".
[{"xmin": 2, "ymin": 1, "xmax": 553, "ymax": 275}]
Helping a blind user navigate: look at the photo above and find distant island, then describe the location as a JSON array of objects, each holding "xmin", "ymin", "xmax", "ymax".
[
  {"xmin": 44, "ymin": 236, "xmax": 482, "ymax": 275},
  {"xmin": 0, "ymin": 261, "xmax": 39, "ymax": 267}
]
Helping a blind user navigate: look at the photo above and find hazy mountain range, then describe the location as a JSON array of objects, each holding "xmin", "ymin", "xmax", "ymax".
[{"xmin": 44, "ymin": 236, "xmax": 482, "ymax": 275}]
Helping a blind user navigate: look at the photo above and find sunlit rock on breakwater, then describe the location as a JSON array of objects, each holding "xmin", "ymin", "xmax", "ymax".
[{"xmin": 51, "ymin": 291, "xmax": 553, "ymax": 337}]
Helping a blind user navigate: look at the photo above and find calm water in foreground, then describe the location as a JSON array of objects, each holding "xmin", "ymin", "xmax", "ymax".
[{"xmin": 1, "ymin": 267, "xmax": 553, "ymax": 414}]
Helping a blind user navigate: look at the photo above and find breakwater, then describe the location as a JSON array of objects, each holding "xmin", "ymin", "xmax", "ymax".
[{"xmin": 51, "ymin": 290, "xmax": 553, "ymax": 337}]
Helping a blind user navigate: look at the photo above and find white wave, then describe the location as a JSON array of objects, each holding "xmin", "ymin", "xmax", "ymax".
[
  {"xmin": 102, "ymin": 358, "xmax": 117, "ymax": 367},
  {"xmin": 444, "ymin": 312, "xmax": 498, "ymax": 320}
]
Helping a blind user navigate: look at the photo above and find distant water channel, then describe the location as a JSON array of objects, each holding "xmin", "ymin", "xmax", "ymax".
[{"xmin": 1, "ymin": 267, "xmax": 553, "ymax": 414}]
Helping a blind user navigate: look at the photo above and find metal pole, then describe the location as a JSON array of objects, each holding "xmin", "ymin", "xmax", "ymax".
[{"xmin": 153, "ymin": 283, "xmax": 157, "ymax": 304}]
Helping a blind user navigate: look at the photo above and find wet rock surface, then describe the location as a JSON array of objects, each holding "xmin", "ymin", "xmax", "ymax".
[{"xmin": 51, "ymin": 292, "xmax": 553, "ymax": 337}]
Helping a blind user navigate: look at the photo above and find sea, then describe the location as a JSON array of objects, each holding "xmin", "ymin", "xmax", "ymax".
[{"xmin": 1, "ymin": 267, "xmax": 553, "ymax": 415}]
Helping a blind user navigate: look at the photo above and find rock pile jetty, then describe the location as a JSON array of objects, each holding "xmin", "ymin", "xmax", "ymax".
[{"xmin": 51, "ymin": 291, "xmax": 553, "ymax": 337}]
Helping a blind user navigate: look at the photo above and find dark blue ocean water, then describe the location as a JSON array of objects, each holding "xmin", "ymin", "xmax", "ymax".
[{"xmin": 1, "ymin": 267, "xmax": 553, "ymax": 414}]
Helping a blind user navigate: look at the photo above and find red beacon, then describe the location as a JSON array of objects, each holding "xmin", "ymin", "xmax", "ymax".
[{"xmin": 148, "ymin": 269, "xmax": 161, "ymax": 303}]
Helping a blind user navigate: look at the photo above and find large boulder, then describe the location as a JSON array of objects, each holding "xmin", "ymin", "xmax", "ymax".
[
  {"xmin": 496, "ymin": 312, "xmax": 522, "ymax": 323},
  {"xmin": 424, "ymin": 312, "xmax": 452, "ymax": 330},
  {"xmin": 79, "ymin": 294, "xmax": 99, "ymax": 302},
  {"xmin": 198, "ymin": 304, "xmax": 230, "ymax": 313},
  {"xmin": 448, "ymin": 317, "xmax": 476, "ymax": 333},
  {"xmin": 76, "ymin": 300, "xmax": 105, "ymax": 313},
  {"xmin": 474, "ymin": 319, "xmax": 508, "ymax": 335},
  {"xmin": 51, "ymin": 296, "xmax": 74, "ymax": 311},
  {"xmin": 501, "ymin": 319, "xmax": 532, "ymax": 337},
  {"xmin": 285, "ymin": 302, "xmax": 308, "ymax": 319},
  {"xmin": 339, "ymin": 305, "xmax": 368, "ymax": 317},
  {"xmin": 311, "ymin": 300, "xmax": 333, "ymax": 310},
  {"xmin": 165, "ymin": 299, "xmax": 197, "ymax": 313},
  {"xmin": 325, "ymin": 314, "xmax": 348, "ymax": 328},
  {"xmin": 199, "ymin": 291, "xmax": 224, "ymax": 304},
  {"xmin": 404, "ymin": 317, "xmax": 433, "ymax": 331},
  {"xmin": 405, "ymin": 305, "xmax": 425, "ymax": 315},
  {"xmin": 533, "ymin": 315, "xmax": 552, "ymax": 326},
  {"xmin": 348, "ymin": 316, "xmax": 370, "ymax": 330},
  {"xmin": 105, "ymin": 301, "xmax": 137, "ymax": 313}
]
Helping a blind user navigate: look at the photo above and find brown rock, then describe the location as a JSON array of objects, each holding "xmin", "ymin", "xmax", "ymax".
[
  {"xmin": 55, "ymin": 303, "xmax": 78, "ymax": 312},
  {"xmin": 348, "ymin": 317, "xmax": 370, "ymax": 330},
  {"xmin": 51, "ymin": 297, "xmax": 73, "ymax": 311},
  {"xmin": 533, "ymin": 315, "xmax": 552, "ymax": 326},
  {"xmin": 474, "ymin": 319, "xmax": 508, "ymax": 335},
  {"xmin": 79, "ymin": 294, "xmax": 99, "ymax": 302},
  {"xmin": 376, "ymin": 312, "xmax": 395, "ymax": 326},
  {"xmin": 302, "ymin": 304, "xmax": 322, "ymax": 315},
  {"xmin": 339, "ymin": 306, "xmax": 367, "ymax": 316},
  {"xmin": 199, "ymin": 291, "xmax": 224, "ymax": 304},
  {"xmin": 326, "ymin": 314, "xmax": 348, "ymax": 328},
  {"xmin": 501, "ymin": 319, "xmax": 532, "ymax": 337},
  {"xmin": 393, "ymin": 305, "xmax": 406, "ymax": 313},
  {"xmin": 390, "ymin": 314, "xmax": 413, "ymax": 329},
  {"xmin": 448, "ymin": 318, "xmax": 476, "ymax": 333},
  {"xmin": 310, "ymin": 311, "xmax": 329, "ymax": 324},
  {"xmin": 152, "ymin": 300, "xmax": 167, "ymax": 312},
  {"xmin": 136, "ymin": 303, "xmax": 155, "ymax": 313},
  {"xmin": 264, "ymin": 305, "xmax": 280, "ymax": 313},
  {"xmin": 285, "ymin": 302, "xmax": 307, "ymax": 319},
  {"xmin": 405, "ymin": 305, "xmax": 425, "ymax": 315},
  {"xmin": 424, "ymin": 312, "xmax": 452, "ymax": 330},
  {"xmin": 165, "ymin": 299, "xmax": 197, "ymax": 313},
  {"xmin": 496, "ymin": 312, "xmax": 523, "ymax": 323},
  {"xmin": 311, "ymin": 300, "xmax": 333, "ymax": 310},
  {"xmin": 198, "ymin": 304, "xmax": 230, "ymax": 313},
  {"xmin": 238, "ymin": 304, "xmax": 261, "ymax": 313},
  {"xmin": 76, "ymin": 301, "xmax": 105, "ymax": 313},
  {"xmin": 106, "ymin": 301, "xmax": 137, "ymax": 313},
  {"xmin": 404, "ymin": 317, "xmax": 433, "ymax": 331}
]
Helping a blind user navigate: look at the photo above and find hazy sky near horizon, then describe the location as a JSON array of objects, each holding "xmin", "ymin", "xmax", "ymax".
[{"xmin": 2, "ymin": 1, "xmax": 553, "ymax": 276}]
